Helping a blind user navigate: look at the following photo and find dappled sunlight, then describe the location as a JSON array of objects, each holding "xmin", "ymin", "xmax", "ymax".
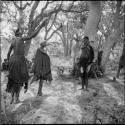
[
  {"xmin": 1, "ymin": 0, "xmax": 124, "ymax": 124},
  {"xmin": 1, "ymin": 56, "xmax": 124, "ymax": 124},
  {"xmin": 102, "ymin": 83, "xmax": 124, "ymax": 105}
]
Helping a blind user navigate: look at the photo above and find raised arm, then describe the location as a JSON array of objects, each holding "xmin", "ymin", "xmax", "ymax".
[
  {"xmin": 7, "ymin": 44, "xmax": 13, "ymax": 60},
  {"xmin": 22, "ymin": 18, "xmax": 48, "ymax": 41}
]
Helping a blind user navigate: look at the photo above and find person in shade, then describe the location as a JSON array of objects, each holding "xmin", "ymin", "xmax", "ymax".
[
  {"xmin": 6, "ymin": 28, "xmax": 29, "ymax": 104},
  {"xmin": 78, "ymin": 36, "xmax": 94, "ymax": 90},
  {"xmin": 30, "ymin": 41, "xmax": 52, "ymax": 96}
]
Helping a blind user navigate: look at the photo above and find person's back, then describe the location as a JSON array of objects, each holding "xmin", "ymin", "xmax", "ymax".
[
  {"xmin": 12, "ymin": 37, "xmax": 25, "ymax": 55},
  {"xmin": 33, "ymin": 48, "xmax": 51, "ymax": 78},
  {"xmin": 30, "ymin": 42, "xmax": 52, "ymax": 96}
]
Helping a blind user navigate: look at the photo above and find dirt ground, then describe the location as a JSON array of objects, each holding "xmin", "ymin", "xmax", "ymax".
[{"xmin": 1, "ymin": 66, "xmax": 124, "ymax": 124}]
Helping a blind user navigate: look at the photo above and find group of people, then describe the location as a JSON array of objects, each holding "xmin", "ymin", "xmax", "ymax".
[
  {"xmin": 5, "ymin": 27, "xmax": 102, "ymax": 104},
  {"xmin": 6, "ymin": 28, "xmax": 52, "ymax": 104}
]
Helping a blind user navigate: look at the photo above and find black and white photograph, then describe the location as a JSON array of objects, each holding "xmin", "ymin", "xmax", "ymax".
[{"xmin": 0, "ymin": 0, "xmax": 125, "ymax": 124}]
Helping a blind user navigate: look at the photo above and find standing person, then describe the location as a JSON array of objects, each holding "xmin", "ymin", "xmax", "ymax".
[
  {"xmin": 78, "ymin": 36, "xmax": 94, "ymax": 90},
  {"xmin": 30, "ymin": 41, "xmax": 52, "ymax": 96}
]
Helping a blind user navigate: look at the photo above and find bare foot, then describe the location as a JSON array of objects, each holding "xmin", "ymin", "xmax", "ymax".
[
  {"xmin": 37, "ymin": 92, "xmax": 42, "ymax": 96},
  {"xmin": 79, "ymin": 87, "xmax": 84, "ymax": 90},
  {"xmin": 10, "ymin": 98, "xmax": 14, "ymax": 104},
  {"xmin": 24, "ymin": 88, "xmax": 28, "ymax": 93},
  {"xmin": 15, "ymin": 99, "xmax": 20, "ymax": 104},
  {"xmin": 85, "ymin": 89, "xmax": 89, "ymax": 91}
]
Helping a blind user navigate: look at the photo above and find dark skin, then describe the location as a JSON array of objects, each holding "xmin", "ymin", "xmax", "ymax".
[{"xmin": 78, "ymin": 38, "xmax": 94, "ymax": 91}]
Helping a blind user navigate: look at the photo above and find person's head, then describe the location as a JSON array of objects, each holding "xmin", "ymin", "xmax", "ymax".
[
  {"xmin": 81, "ymin": 36, "xmax": 89, "ymax": 48},
  {"xmin": 40, "ymin": 41, "xmax": 47, "ymax": 49},
  {"xmin": 90, "ymin": 40, "xmax": 94, "ymax": 47},
  {"xmin": 15, "ymin": 28, "xmax": 22, "ymax": 37},
  {"xmin": 83, "ymin": 36, "xmax": 89, "ymax": 45}
]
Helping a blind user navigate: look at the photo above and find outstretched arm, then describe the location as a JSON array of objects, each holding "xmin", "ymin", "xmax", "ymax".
[
  {"xmin": 22, "ymin": 18, "xmax": 48, "ymax": 41},
  {"xmin": 7, "ymin": 44, "xmax": 13, "ymax": 60}
]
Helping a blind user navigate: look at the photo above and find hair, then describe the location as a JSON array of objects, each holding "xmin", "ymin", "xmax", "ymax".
[
  {"xmin": 15, "ymin": 28, "xmax": 20, "ymax": 36},
  {"xmin": 84, "ymin": 36, "xmax": 89, "ymax": 40},
  {"xmin": 40, "ymin": 42, "xmax": 46, "ymax": 48},
  {"xmin": 91, "ymin": 41, "xmax": 94, "ymax": 43}
]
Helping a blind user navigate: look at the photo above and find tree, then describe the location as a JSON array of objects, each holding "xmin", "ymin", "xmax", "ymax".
[
  {"xmin": 54, "ymin": 2, "xmax": 88, "ymax": 57},
  {"xmin": 84, "ymin": 1, "xmax": 101, "ymax": 60},
  {"xmin": 1, "ymin": 1, "xmax": 85, "ymax": 57},
  {"xmin": 55, "ymin": 15, "xmax": 79, "ymax": 57},
  {"xmin": 101, "ymin": 1, "xmax": 124, "ymax": 72}
]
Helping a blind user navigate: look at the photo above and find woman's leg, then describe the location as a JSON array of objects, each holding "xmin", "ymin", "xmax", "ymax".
[
  {"xmin": 24, "ymin": 82, "xmax": 28, "ymax": 93},
  {"xmin": 85, "ymin": 71, "xmax": 89, "ymax": 91},
  {"xmin": 10, "ymin": 88, "xmax": 14, "ymax": 104},
  {"xmin": 30, "ymin": 75, "xmax": 37, "ymax": 84},
  {"xmin": 79, "ymin": 72, "xmax": 85, "ymax": 90},
  {"xmin": 37, "ymin": 78, "xmax": 43, "ymax": 96},
  {"xmin": 15, "ymin": 84, "xmax": 22, "ymax": 103}
]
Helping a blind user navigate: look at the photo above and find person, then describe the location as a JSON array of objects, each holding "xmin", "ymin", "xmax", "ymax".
[
  {"xmin": 78, "ymin": 36, "xmax": 94, "ymax": 90},
  {"xmin": 30, "ymin": 41, "xmax": 52, "ymax": 96}
]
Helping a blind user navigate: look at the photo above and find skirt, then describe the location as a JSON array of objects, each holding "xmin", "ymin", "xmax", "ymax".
[
  {"xmin": 33, "ymin": 49, "xmax": 52, "ymax": 81},
  {"xmin": 6, "ymin": 54, "xmax": 29, "ymax": 93}
]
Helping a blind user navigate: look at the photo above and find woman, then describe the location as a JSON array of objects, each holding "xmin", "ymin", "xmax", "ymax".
[
  {"xmin": 6, "ymin": 28, "xmax": 29, "ymax": 104},
  {"xmin": 30, "ymin": 41, "xmax": 52, "ymax": 96}
]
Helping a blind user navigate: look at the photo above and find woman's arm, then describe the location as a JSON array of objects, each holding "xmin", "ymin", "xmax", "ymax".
[
  {"xmin": 21, "ymin": 19, "xmax": 47, "ymax": 41},
  {"xmin": 7, "ymin": 44, "xmax": 13, "ymax": 60}
]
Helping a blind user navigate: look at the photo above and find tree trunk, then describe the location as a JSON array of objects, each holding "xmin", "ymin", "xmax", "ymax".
[
  {"xmin": 64, "ymin": 47, "xmax": 68, "ymax": 57},
  {"xmin": 18, "ymin": 9, "xmax": 25, "ymax": 33},
  {"xmin": 101, "ymin": 20, "xmax": 124, "ymax": 72},
  {"xmin": 24, "ymin": 39, "xmax": 32, "ymax": 57},
  {"xmin": 101, "ymin": 1, "xmax": 123, "ymax": 72},
  {"xmin": 64, "ymin": 41, "xmax": 69, "ymax": 57},
  {"xmin": 68, "ymin": 40, "xmax": 73, "ymax": 57},
  {"xmin": 123, "ymin": 39, "xmax": 125, "ymax": 68},
  {"xmin": 84, "ymin": 1, "xmax": 101, "ymax": 59}
]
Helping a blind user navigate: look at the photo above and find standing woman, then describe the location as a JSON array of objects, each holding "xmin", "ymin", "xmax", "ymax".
[
  {"xmin": 6, "ymin": 28, "xmax": 29, "ymax": 104},
  {"xmin": 30, "ymin": 41, "xmax": 52, "ymax": 96}
]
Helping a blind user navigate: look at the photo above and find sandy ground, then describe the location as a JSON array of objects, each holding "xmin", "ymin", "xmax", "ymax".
[{"xmin": 1, "ymin": 68, "xmax": 124, "ymax": 124}]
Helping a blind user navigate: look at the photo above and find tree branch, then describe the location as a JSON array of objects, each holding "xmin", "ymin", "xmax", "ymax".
[
  {"xmin": 22, "ymin": 18, "xmax": 48, "ymax": 41},
  {"xmin": 13, "ymin": 1, "xmax": 20, "ymax": 10},
  {"xmin": 34, "ymin": 1, "xmax": 49, "ymax": 25},
  {"xmin": 20, "ymin": 1, "xmax": 22, "ymax": 8},
  {"xmin": 44, "ymin": 15, "xmax": 52, "ymax": 40},
  {"xmin": 46, "ymin": 24, "xmax": 62, "ymax": 41},
  {"xmin": 22, "ymin": 2, "xmax": 32, "ymax": 10},
  {"xmin": 47, "ymin": 12, "xmax": 58, "ymax": 32},
  {"xmin": 56, "ymin": 31, "xmax": 63, "ymax": 41},
  {"xmin": 34, "ymin": 1, "xmax": 82, "ymax": 32},
  {"xmin": 28, "ymin": 1, "xmax": 40, "ymax": 29},
  {"xmin": 34, "ymin": 1, "xmax": 63, "ymax": 27}
]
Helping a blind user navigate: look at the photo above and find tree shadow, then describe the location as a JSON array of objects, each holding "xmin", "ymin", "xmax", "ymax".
[{"xmin": 6, "ymin": 94, "xmax": 51, "ymax": 123}]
